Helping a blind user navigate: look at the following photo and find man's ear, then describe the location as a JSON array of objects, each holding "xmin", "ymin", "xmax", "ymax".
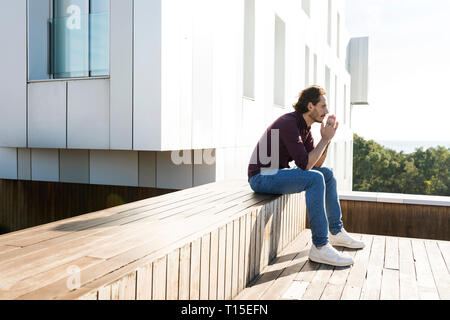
[{"xmin": 307, "ymin": 102, "xmax": 313, "ymax": 111}]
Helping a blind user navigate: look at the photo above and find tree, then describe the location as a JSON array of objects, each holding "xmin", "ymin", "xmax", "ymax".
[{"xmin": 353, "ymin": 134, "xmax": 449, "ymax": 196}]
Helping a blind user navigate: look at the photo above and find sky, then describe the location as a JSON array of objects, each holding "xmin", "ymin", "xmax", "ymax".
[{"xmin": 345, "ymin": 0, "xmax": 450, "ymax": 142}]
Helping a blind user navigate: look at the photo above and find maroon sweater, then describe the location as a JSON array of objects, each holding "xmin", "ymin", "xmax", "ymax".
[{"xmin": 248, "ymin": 111, "xmax": 315, "ymax": 181}]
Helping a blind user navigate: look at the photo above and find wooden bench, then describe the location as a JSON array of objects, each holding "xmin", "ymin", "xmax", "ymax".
[{"xmin": 0, "ymin": 179, "xmax": 307, "ymax": 300}]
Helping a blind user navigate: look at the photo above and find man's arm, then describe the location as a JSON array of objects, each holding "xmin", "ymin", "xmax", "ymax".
[
  {"xmin": 305, "ymin": 119, "xmax": 338, "ymax": 170},
  {"xmin": 313, "ymin": 141, "xmax": 330, "ymax": 168}
]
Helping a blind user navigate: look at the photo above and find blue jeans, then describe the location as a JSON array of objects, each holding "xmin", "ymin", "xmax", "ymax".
[{"xmin": 248, "ymin": 167, "xmax": 343, "ymax": 247}]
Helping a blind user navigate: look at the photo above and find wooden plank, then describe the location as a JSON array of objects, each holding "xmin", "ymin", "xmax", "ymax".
[
  {"xmin": 117, "ymin": 272, "xmax": 136, "ymax": 300},
  {"xmin": 136, "ymin": 263, "xmax": 152, "ymax": 300},
  {"xmin": 258, "ymin": 232, "xmax": 311, "ymax": 300},
  {"xmin": 189, "ymin": 238, "xmax": 201, "ymax": 300},
  {"xmin": 411, "ymin": 239, "xmax": 440, "ymax": 300},
  {"xmin": 340, "ymin": 285, "xmax": 362, "ymax": 300},
  {"xmin": 224, "ymin": 222, "xmax": 233, "ymax": 300},
  {"xmin": 285, "ymin": 195, "xmax": 291, "ymax": 246},
  {"xmin": 254, "ymin": 207, "xmax": 262, "ymax": 279},
  {"xmin": 262, "ymin": 203, "xmax": 271, "ymax": 271},
  {"xmin": 216, "ymin": 226, "xmax": 226, "ymax": 300},
  {"xmin": 424, "ymin": 240, "xmax": 450, "ymax": 300},
  {"xmin": 293, "ymin": 259, "xmax": 321, "ymax": 284},
  {"xmin": 209, "ymin": 229, "xmax": 219, "ymax": 300},
  {"xmin": 231, "ymin": 219, "xmax": 240, "ymax": 299},
  {"xmin": 360, "ymin": 236, "xmax": 385, "ymax": 300},
  {"xmin": 78, "ymin": 290, "xmax": 98, "ymax": 300},
  {"xmin": 0, "ymin": 256, "xmax": 102, "ymax": 300},
  {"xmin": 200, "ymin": 233, "xmax": 211, "ymax": 300},
  {"xmin": 178, "ymin": 244, "xmax": 191, "ymax": 300},
  {"xmin": 281, "ymin": 281, "xmax": 309, "ymax": 300},
  {"xmin": 281, "ymin": 196, "xmax": 287, "ymax": 251},
  {"xmin": 98, "ymin": 285, "xmax": 112, "ymax": 300},
  {"xmin": 343, "ymin": 234, "xmax": 373, "ymax": 295},
  {"xmin": 292, "ymin": 195, "xmax": 297, "ymax": 241},
  {"xmin": 0, "ymin": 245, "xmax": 20, "ymax": 255},
  {"xmin": 398, "ymin": 238, "xmax": 419, "ymax": 300},
  {"xmin": 384, "ymin": 236, "xmax": 399, "ymax": 270},
  {"xmin": 271, "ymin": 199, "xmax": 279, "ymax": 260},
  {"xmin": 301, "ymin": 263, "xmax": 334, "ymax": 300},
  {"xmin": 110, "ymin": 281, "xmax": 120, "ymax": 300},
  {"xmin": 321, "ymin": 235, "xmax": 361, "ymax": 300},
  {"xmin": 249, "ymin": 209, "xmax": 257, "ymax": 283},
  {"xmin": 238, "ymin": 215, "xmax": 246, "ymax": 293},
  {"xmin": 438, "ymin": 241, "xmax": 450, "ymax": 272},
  {"xmin": 167, "ymin": 248, "xmax": 180, "ymax": 300},
  {"xmin": 243, "ymin": 212, "xmax": 251, "ymax": 288},
  {"xmin": 152, "ymin": 255, "xmax": 167, "ymax": 300},
  {"xmin": 235, "ymin": 230, "xmax": 311, "ymax": 300},
  {"xmin": 380, "ymin": 269, "xmax": 399, "ymax": 300}
]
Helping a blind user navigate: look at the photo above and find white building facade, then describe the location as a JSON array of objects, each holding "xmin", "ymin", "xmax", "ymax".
[{"xmin": 0, "ymin": 0, "xmax": 368, "ymax": 191}]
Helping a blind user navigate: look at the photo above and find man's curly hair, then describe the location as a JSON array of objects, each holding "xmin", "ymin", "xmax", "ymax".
[{"xmin": 293, "ymin": 85, "xmax": 327, "ymax": 114}]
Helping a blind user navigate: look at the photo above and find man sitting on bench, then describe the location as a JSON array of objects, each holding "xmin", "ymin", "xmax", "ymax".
[{"xmin": 247, "ymin": 85, "xmax": 365, "ymax": 267}]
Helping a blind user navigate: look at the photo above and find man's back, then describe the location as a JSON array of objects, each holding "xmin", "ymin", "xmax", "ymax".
[{"xmin": 247, "ymin": 111, "xmax": 314, "ymax": 181}]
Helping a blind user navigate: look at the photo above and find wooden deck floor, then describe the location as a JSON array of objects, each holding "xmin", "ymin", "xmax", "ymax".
[{"xmin": 234, "ymin": 229, "xmax": 450, "ymax": 300}]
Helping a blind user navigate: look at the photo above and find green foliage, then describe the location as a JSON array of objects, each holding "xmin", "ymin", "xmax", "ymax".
[{"xmin": 353, "ymin": 134, "xmax": 449, "ymax": 196}]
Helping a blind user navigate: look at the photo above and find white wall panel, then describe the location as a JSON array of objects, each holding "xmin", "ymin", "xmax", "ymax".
[
  {"xmin": 156, "ymin": 151, "xmax": 192, "ymax": 190},
  {"xmin": 160, "ymin": 0, "xmax": 193, "ymax": 151},
  {"xmin": 0, "ymin": 0, "xmax": 26, "ymax": 147},
  {"xmin": 110, "ymin": 0, "xmax": 133, "ymax": 150},
  {"xmin": 0, "ymin": 148, "xmax": 18, "ymax": 180},
  {"xmin": 134, "ymin": 0, "xmax": 162, "ymax": 150},
  {"xmin": 18, "ymin": 148, "xmax": 31, "ymax": 180},
  {"xmin": 59, "ymin": 149, "xmax": 89, "ymax": 184},
  {"xmin": 28, "ymin": 82, "xmax": 66, "ymax": 148},
  {"xmin": 90, "ymin": 150, "xmax": 138, "ymax": 187},
  {"xmin": 190, "ymin": 0, "xmax": 214, "ymax": 149},
  {"xmin": 31, "ymin": 149, "xmax": 59, "ymax": 182},
  {"xmin": 139, "ymin": 151, "xmax": 157, "ymax": 188},
  {"xmin": 67, "ymin": 80, "xmax": 110, "ymax": 150},
  {"xmin": 193, "ymin": 149, "xmax": 216, "ymax": 187}
]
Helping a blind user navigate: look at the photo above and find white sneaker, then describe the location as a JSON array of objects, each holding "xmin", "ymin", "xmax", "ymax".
[
  {"xmin": 329, "ymin": 229, "xmax": 365, "ymax": 249},
  {"xmin": 309, "ymin": 243, "xmax": 354, "ymax": 267}
]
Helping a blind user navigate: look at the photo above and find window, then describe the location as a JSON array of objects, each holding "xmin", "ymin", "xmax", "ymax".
[
  {"xmin": 304, "ymin": 45, "xmax": 310, "ymax": 86},
  {"xmin": 327, "ymin": 0, "xmax": 332, "ymax": 47},
  {"xmin": 28, "ymin": 0, "xmax": 110, "ymax": 80},
  {"xmin": 301, "ymin": 0, "xmax": 310, "ymax": 17},
  {"xmin": 274, "ymin": 15, "xmax": 286, "ymax": 106},
  {"xmin": 243, "ymin": 0, "xmax": 256, "ymax": 99}
]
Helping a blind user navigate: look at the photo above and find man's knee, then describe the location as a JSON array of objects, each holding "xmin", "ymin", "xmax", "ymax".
[
  {"xmin": 317, "ymin": 167, "xmax": 335, "ymax": 182},
  {"xmin": 307, "ymin": 170, "xmax": 325, "ymax": 187}
]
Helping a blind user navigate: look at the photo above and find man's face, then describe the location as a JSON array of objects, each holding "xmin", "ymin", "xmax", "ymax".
[{"xmin": 309, "ymin": 95, "xmax": 329, "ymax": 123}]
